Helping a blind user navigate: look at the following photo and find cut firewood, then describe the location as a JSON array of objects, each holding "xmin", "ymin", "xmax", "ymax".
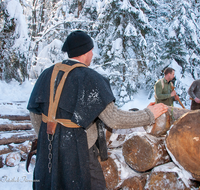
[
  {"xmin": 0, "ymin": 130, "xmax": 37, "ymax": 145},
  {"xmin": 166, "ymin": 109, "xmax": 200, "ymax": 181},
  {"xmin": 0, "ymin": 123, "xmax": 33, "ymax": 131},
  {"xmin": 122, "ymin": 133, "xmax": 171, "ymax": 172}
]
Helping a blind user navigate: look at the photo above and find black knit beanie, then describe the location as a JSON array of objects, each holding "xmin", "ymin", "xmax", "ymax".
[{"xmin": 62, "ymin": 30, "xmax": 94, "ymax": 58}]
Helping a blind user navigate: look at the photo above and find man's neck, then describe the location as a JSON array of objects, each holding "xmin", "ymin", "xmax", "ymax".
[{"xmin": 68, "ymin": 58, "xmax": 80, "ymax": 62}]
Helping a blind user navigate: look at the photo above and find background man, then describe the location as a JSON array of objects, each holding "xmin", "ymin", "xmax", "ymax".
[
  {"xmin": 154, "ymin": 67, "xmax": 180, "ymax": 106},
  {"xmin": 188, "ymin": 79, "xmax": 200, "ymax": 110},
  {"xmin": 27, "ymin": 30, "xmax": 168, "ymax": 190}
]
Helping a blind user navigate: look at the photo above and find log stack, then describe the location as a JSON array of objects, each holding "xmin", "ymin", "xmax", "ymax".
[
  {"xmin": 0, "ymin": 114, "xmax": 36, "ymax": 168},
  {"xmin": 100, "ymin": 107, "xmax": 200, "ymax": 190}
]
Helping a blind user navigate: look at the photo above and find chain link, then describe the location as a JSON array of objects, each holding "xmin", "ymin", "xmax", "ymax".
[{"xmin": 47, "ymin": 134, "xmax": 54, "ymax": 173}]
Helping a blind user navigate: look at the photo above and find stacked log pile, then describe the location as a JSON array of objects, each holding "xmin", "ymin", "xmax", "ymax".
[
  {"xmin": 100, "ymin": 107, "xmax": 200, "ymax": 190},
  {"xmin": 0, "ymin": 114, "xmax": 37, "ymax": 168}
]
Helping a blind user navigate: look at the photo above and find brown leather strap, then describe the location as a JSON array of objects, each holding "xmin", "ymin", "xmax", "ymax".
[{"xmin": 42, "ymin": 62, "xmax": 86, "ymax": 134}]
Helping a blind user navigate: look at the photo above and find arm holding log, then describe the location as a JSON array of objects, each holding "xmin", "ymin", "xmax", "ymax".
[{"xmin": 99, "ymin": 102, "xmax": 168, "ymax": 129}]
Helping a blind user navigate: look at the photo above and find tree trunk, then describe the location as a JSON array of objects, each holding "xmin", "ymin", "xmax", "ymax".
[
  {"xmin": 0, "ymin": 114, "xmax": 30, "ymax": 121},
  {"xmin": 122, "ymin": 133, "xmax": 171, "ymax": 172},
  {"xmin": 166, "ymin": 109, "xmax": 200, "ymax": 181}
]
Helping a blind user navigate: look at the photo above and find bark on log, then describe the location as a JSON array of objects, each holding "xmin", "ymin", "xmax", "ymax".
[
  {"xmin": 0, "ymin": 145, "xmax": 13, "ymax": 155},
  {"xmin": 143, "ymin": 106, "xmax": 192, "ymax": 137},
  {"xmin": 144, "ymin": 112, "xmax": 171, "ymax": 137},
  {"xmin": 99, "ymin": 157, "xmax": 119, "ymax": 190},
  {"xmin": 166, "ymin": 109, "xmax": 200, "ymax": 181},
  {"xmin": 145, "ymin": 171, "xmax": 190, "ymax": 190},
  {"xmin": 0, "ymin": 131, "xmax": 37, "ymax": 145},
  {"xmin": 0, "ymin": 114, "xmax": 30, "ymax": 121},
  {"xmin": 0, "ymin": 156, "xmax": 3, "ymax": 168},
  {"xmin": 122, "ymin": 133, "xmax": 171, "ymax": 172},
  {"xmin": 0, "ymin": 123, "xmax": 33, "ymax": 131},
  {"xmin": 106, "ymin": 127, "xmax": 145, "ymax": 149}
]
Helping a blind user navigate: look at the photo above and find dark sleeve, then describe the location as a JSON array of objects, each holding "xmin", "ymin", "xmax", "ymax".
[{"xmin": 188, "ymin": 81, "xmax": 197, "ymax": 99}]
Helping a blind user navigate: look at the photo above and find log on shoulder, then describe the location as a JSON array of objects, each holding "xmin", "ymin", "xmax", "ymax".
[{"xmin": 166, "ymin": 109, "xmax": 200, "ymax": 182}]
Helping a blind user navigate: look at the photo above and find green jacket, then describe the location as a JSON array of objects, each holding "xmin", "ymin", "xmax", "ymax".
[{"xmin": 154, "ymin": 78, "xmax": 174, "ymax": 106}]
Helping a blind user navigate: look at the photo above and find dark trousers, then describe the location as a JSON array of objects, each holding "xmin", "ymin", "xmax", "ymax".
[
  {"xmin": 89, "ymin": 145, "xmax": 107, "ymax": 190},
  {"xmin": 191, "ymin": 100, "xmax": 200, "ymax": 110}
]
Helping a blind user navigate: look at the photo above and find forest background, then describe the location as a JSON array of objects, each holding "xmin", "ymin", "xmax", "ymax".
[{"xmin": 1, "ymin": 0, "xmax": 200, "ymax": 107}]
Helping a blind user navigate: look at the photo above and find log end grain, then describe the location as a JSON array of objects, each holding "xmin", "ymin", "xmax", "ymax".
[{"xmin": 166, "ymin": 110, "xmax": 200, "ymax": 181}]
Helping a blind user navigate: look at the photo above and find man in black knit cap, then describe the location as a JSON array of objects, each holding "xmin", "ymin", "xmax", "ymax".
[{"xmin": 27, "ymin": 30, "xmax": 167, "ymax": 190}]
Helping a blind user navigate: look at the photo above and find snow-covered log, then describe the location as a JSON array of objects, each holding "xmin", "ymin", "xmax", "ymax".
[
  {"xmin": 166, "ymin": 109, "xmax": 200, "ymax": 182},
  {"xmin": 0, "ymin": 115, "xmax": 30, "ymax": 121},
  {"xmin": 144, "ymin": 162, "xmax": 198, "ymax": 190},
  {"xmin": 0, "ymin": 130, "xmax": 37, "ymax": 145},
  {"xmin": 122, "ymin": 133, "xmax": 171, "ymax": 172},
  {"xmin": 0, "ymin": 123, "xmax": 32, "ymax": 131},
  {"xmin": 144, "ymin": 107, "xmax": 192, "ymax": 137}
]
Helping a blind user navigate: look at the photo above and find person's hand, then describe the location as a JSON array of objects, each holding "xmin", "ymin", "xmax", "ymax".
[
  {"xmin": 174, "ymin": 95, "xmax": 179, "ymax": 101},
  {"xmin": 171, "ymin": 90, "xmax": 176, "ymax": 97},
  {"xmin": 194, "ymin": 97, "xmax": 200, "ymax": 103},
  {"xmin": 147, "ymin": 103, "xmax": 168, "ymax": 119}
]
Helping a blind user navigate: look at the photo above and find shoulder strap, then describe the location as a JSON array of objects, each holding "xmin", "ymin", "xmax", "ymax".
[
  {"xmin": 160, "ymin": 78, "xmax": 164, "ymax": 89},
  {"xmin": 43, "ymin": 62, "xmax": 87, "ymax": 135}
]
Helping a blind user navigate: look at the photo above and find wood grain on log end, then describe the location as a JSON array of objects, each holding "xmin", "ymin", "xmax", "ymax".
[
  {"xmin": 166, "ymin": 109, "xmax": 200, "ymax": 181},
  {"xmin": 122, "ymin": 134, "xmax": 170, "ymax": 172},
  {"xmin": 145, "ymin": 171, "xmax": 190, "ymax": 190}
]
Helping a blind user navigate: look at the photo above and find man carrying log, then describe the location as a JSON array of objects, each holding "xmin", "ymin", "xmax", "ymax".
[
  {"xmin": 154, "ymin": 67, "xmax": 180, "ymax": 106},
  {"xmin": 188, "ymin": 79, "xmax": 200, "ymax": 110},
  {"xmin": 27, "ymin": 30, "xmax": 168, "ymax": 190}
]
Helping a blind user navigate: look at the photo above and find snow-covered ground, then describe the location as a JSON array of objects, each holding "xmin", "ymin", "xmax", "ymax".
[{"xmin": 0, "ymin": 79, "xmax": 187, "ymax": 190}]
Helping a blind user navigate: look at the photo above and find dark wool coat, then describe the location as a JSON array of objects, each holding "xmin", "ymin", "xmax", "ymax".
[{"xmin": 27, "ymin": 60, "xmax": 115, "ymax": 190}]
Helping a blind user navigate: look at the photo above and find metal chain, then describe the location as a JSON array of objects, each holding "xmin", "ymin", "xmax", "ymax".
[{"xmin": 47, "ymin": 134, "xmax": 54, "ymax": 173}]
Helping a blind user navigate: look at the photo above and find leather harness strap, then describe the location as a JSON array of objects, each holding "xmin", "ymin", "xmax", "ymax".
[{"xmin": 42, "ymin": 62, "xmax": 87, "ymax": 135}]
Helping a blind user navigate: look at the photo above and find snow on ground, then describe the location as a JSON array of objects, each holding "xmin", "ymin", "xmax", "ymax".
[{"xmin": 0, "ymin": 79, "xmax": 186, "ymax": 189}]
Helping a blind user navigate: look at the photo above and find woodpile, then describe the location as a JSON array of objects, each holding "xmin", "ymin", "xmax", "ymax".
[
  {"xmin": 0, "ymin": 114, "xmax": 36, "ymax": 168},
  {"xmin": 100, "ymin": 107, "xmax": 200, "ymax": 190}
]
